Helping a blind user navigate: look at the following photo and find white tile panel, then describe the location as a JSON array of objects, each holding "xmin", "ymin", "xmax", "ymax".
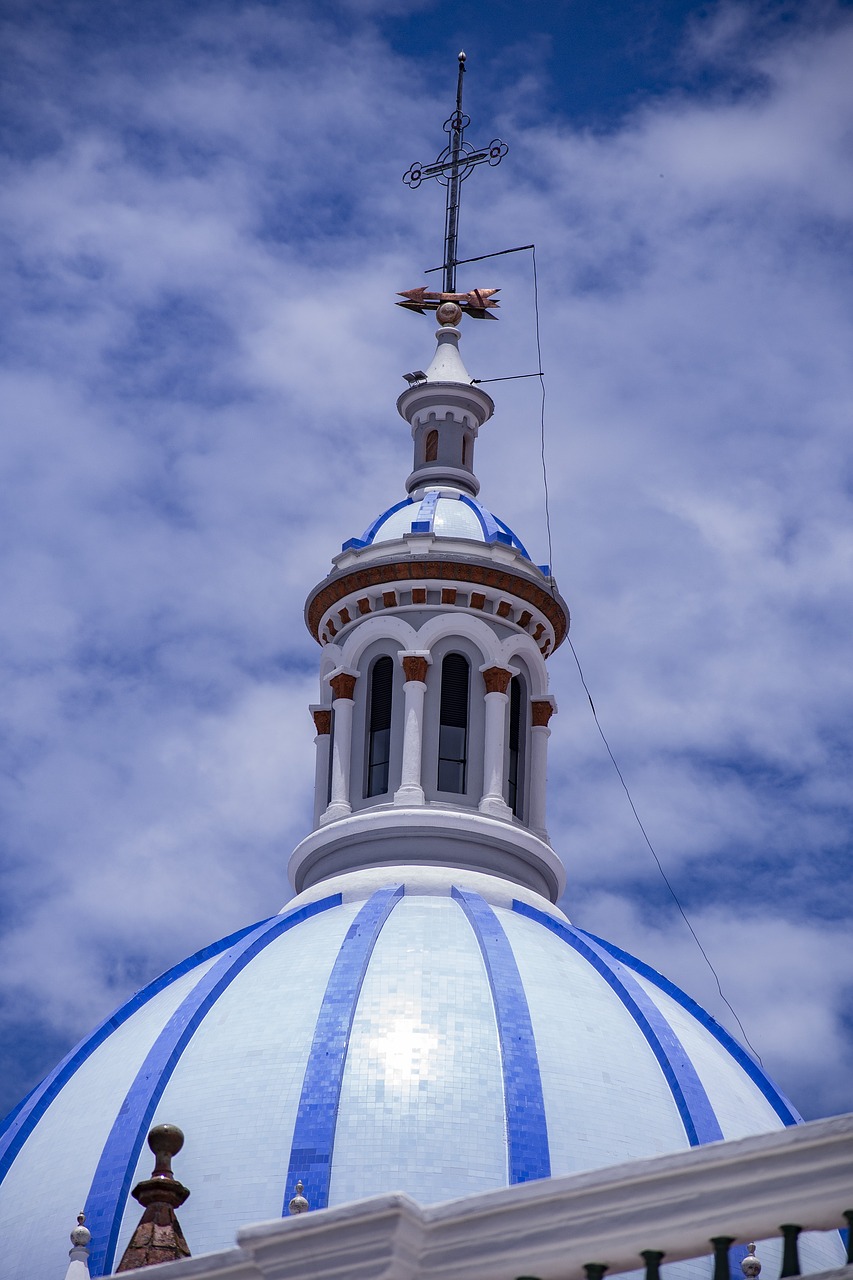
[
  {"xmin": 330, "ymin": 895, "xmax": 506, "ymax": 1205},
  {"xmin": 498, "ymin": 908, "xmax": 690, "ymax": 1175},
  {"xmin": 112, "ymin": 902, "xmax": 361, "ymax": 1265},
  {"xmin": 0, "ymin": 953, "xmax": 220, "ymax": 1280}
]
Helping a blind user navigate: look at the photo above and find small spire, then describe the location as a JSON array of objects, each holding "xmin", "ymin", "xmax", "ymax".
[
  {"xmin": 115, "ymin": 1123, "xmax": 191, "ymax": 1272},
  {"xmin": 64, "ymin": 1211, "xmax": 91, "ymax": 1280},
  {"xmin": 741, "ymin": 1244, "xmax": 762, "ymax": 1278},
  {"xmin": 424, "ymin": 321, "xmax": 473, "ymax": 384},
  {"xmin": 288, "ymin": 1179, "xmax": 309, "ymax": 1215}
]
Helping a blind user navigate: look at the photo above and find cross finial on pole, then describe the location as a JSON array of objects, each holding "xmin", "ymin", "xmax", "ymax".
[{"xmin": 402, "ymin": 53, "xmax": 508, "ymax": 299}]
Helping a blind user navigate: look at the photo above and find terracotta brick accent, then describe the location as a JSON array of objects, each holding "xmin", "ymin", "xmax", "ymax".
[
  {"xmin": 532, "ymin": 623, "xmax": 545, "ymax": 641},
  {"xmin": 482, "ymin": 666, "xmax": 512, "ymax": 695},
  {"xmin": 357, "ymin": 597, "xmax": 371, "ymax": 615},
  {"xmin": 330, "ymin": 672, "xmax": 357, "ymax": 701},
  {"xmin": 411, "ymin": 588, "xmax": 427, "ymax": 604},
  {"xmin": 518, "ymin": 610, "xmax": 532, "ymax": 629},
  {"xmin": 382, "ymin": 590, "xmax": 398, "ymax": 608},
  {"xmin": 531, "ymin": 699, "xmax": 554, "ymax": 727},
  {"xmin": 496, "ymin": 600, "xmax": 512, "ymax": 618},
  {"xmin": 469, "ymin": 592, "xmax": 486, "ymax": 609},
  {"xmin": 338, "ymin": 607, "xmax": 351, "ymax": 626},
  {"xmin": 440, "ymin": 587, "xmax": 457, "ymax": 605},
  {"xmin": 327, "ymin": 619, "xmax": 337, "ymax": 636},
  {"xmin": 312, "ymin": 708, "xmax": 332, "ymax": 735},
  {"xmin": 402, "ymin": 655, "xmax": 429, "ymax": 684},
  {"xmin": 306, "ymin": 557, "xmax": 569, "ymax": 649}
]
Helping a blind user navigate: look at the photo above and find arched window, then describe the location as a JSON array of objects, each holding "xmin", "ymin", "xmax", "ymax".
[
  {"xmin": 438, "ymin": 653, "xmax": 469, "ymax": 793},
  {"xmin": 365, "ymin": 656, "xmax": 393, "ymax": 797},
  {"xmin": 507, "ymin": 676, "xmax": 524, "ymax": 817},
  {"xmin": 425, "ymin": 429, "xmax": 439, "ymax": 463}
]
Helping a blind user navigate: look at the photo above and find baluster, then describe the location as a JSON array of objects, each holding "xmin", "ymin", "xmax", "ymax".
[
  {"xmin": 641, "ymin": 1249, "xmax": 665, "ymax": 1280},
  {"xmin": 779, "ymin": 1224, "xmax": 802, "ymax": 1278},
  {"xmin": 584, "ymin": 1265, "xmax": 609, "ymax": 1280},
  {"xmin": 711, "ymin": 1236, "xmax": 735, "ymax": 1280}
]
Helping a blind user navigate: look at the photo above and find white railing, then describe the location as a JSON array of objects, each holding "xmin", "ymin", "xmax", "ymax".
[{"xmin": 108, "ymin": 1112, "xmax": 853, "ymax": 1280}]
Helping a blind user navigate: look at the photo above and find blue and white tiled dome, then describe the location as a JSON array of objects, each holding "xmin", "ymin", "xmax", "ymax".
[
  {"xmin": 342, "ymin": 487, "xmax": 535, "ymax": 560},
  {"xmin": 0, "ymin": 865, "xmax": 838, "ymax": 1280}
]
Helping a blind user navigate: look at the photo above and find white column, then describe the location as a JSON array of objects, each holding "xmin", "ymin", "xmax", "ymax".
[
  {"xmin": 394, "ymin": 651, "xmax": 431, "ymax": 806},
  {"xmin": 479, "ymin": 666, "xmax": 513, "ymax": 820},
  {"xmin": 310, "ymin": 705, "xmax": 332, "ymax": 828},
  {"xmin": 528, "ymin": 698, "xmax": 556, "ymax": 841},
  {"xmin": 321, "ymin": 670, "xmax": 358, "ymax": 824}
]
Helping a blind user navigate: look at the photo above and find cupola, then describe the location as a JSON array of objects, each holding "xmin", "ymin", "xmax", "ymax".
[{"xmin": 291, "ymin": 317, "xmax": 570, "ymax": 903}]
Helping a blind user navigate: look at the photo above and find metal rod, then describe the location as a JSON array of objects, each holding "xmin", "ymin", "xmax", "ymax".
[
  {"xmin": 472, "ymin": 372, "xmax": 544, "ymax": 384},
  {"xmin": 425, "ymin": 244, "xmax": 535, "ymax": 274},
  {"xmin": 779, "ymin": 1224, "xmax": 802, "ymax": 1277},
  {"xmin": 443, "ymin": 53, "xmax": 466, "ymax": 292}
]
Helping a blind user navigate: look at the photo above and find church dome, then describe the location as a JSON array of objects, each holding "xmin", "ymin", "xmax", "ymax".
[
  {"xmin": 343, "ymin": 488, "xmax": 534, "ymax": 561},
  {"xmin": 2, "ymin": 864, "xmax": 838, "ymax": 1280},
  {"xmin": 0, "ymin": 65, "xmax": 845, "ymax": 1280}
]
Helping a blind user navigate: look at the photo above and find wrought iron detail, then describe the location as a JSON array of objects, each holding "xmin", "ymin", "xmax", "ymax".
[{"xmin": 402, "ymin": 52, "xmax": 508, "ymax": 294}]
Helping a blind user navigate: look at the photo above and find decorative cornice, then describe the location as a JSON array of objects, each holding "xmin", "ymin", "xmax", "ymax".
[
  {"xmin": 531, "ymin": 699, "xmax": 555, "ymax": 727},
  {"xmin": 312, "ymin": 708, "xmax": 332, "ymax": 736},
  {"xmin": 306, "ymin": 557, "xmax": 569, "ymax": 650},
  {"xmin": 402, "ymin": 655, "xmax": 430, "ymax": 683},
  {"xmin": 330, "ymin": 672, "xmax": 357, "ymax": 701},
  {"xmin": 482, "ymin": 666, "xmax": 512, "ymax": 695}
]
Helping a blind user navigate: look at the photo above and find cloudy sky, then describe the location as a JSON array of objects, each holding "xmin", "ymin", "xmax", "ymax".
[{"xmin": 1, "ymin": 0, "xmax": 852, "ymax": 1125}]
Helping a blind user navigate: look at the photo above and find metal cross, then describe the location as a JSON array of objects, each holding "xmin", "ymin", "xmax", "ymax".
[{"xmin": 403, "ymin": 52, "xmax": 508, "ymax": 295}]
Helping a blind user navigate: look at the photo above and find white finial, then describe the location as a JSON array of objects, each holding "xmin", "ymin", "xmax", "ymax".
[
  {"xmin": 741, "ymin": 1244, "xmax": 761, "ymax": 1278},
  {"xmin": 64, "ymin": 1211, "xmax": 91, "ymax": 1279}
]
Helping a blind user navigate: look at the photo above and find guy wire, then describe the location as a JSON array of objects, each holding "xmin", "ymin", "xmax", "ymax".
[{"xmin": 528, "ymin": 244, "xmax": 762, "ymax": 1064}]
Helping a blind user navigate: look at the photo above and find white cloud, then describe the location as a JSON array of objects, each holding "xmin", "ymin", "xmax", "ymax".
[{"xmin": 0, "ymin": 3, "xmax": 851, "ymax": 1122}]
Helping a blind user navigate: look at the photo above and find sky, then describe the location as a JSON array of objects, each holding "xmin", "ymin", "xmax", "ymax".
[{"xmin": 1, "ymin": 0, "xmax": 852, "ymax": 1126}]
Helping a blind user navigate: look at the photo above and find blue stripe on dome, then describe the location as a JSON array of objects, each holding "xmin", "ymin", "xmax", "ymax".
[
  {"xmin": 458, "ymin": 493, "xmax": 497, "ymax": 541},
  {"xmin": 492, "ymin": 513, "xmax": 531, "ymax": 559},
  {"xmin": 411, "ymin": 488, "xmax": 440, "ymax": 534},
  {"xmin": 512, "ymin": 901, "xmax": 724, "ymax": 1149},
  {"xmin": 576, "ymin": 928, "xmax": 803, "ymax": 1127},
  {"xmin": 285, "ymin": 884, "xmax": 404, "ymax": 1213},
  {"xmin": 457, "ymin": 495, "xmax": 531, "ymax": 560},
  {"xmin": 84, "ymin": 895, "xmax": 342, "ymax": 1278},
  {"xmin": 359, "ymin": 498, "xmax": 414, "ymax": 545},
  {"xmin": 453, "ymin": 887, "xmax": 551, "ymax": 1184},
  {"xmin": 0, "ymin": 917, "xmax": 270, "ymax": 1189}
]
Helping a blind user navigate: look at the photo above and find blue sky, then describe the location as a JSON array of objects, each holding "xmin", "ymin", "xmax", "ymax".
[{"xmin": 1, "ymin": 0, "xmax": 852, "ymax": 1124}]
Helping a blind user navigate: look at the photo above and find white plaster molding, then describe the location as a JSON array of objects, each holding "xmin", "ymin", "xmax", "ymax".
[
  {"xmin": 289, "ymin": 805, "xmax": 565, "ymax": 901},
  {"xmin": 338, "ymin": 615, "xmax": 420, "ymax": 670},
  {"xmin": 106, "ymin": 1113, "xmax": 853, "ymax": 1280}
]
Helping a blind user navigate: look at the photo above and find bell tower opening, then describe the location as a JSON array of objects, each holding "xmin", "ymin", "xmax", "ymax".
[{"xmin": 437, "ymin": 652, "xmax": 470, "ymax": 794}]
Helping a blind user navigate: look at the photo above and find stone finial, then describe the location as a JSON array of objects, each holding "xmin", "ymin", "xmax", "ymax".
[
  {"xmin": 741, "ymin": 1244, "xmax": 761, "ymax": 1278},
  {"xmin": 288, "ymin": 1180, "xmax": 309, "ymax": 1215},
  {"xmin": 71, "ymin": 1212, "xmax": 91, "ymax": 1249},
  {"xmin": 115, "ymin": 1123, "xmax": 191, "ymax": 1272},
  {"xmin": 64, "ymin": 1211, "xmax": 91, "ymax": 1280}
]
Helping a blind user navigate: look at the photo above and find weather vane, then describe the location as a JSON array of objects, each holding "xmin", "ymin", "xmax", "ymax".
[{"xmin": 398, "ymin": 52, "xmax": 507, "ymax": 321}]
